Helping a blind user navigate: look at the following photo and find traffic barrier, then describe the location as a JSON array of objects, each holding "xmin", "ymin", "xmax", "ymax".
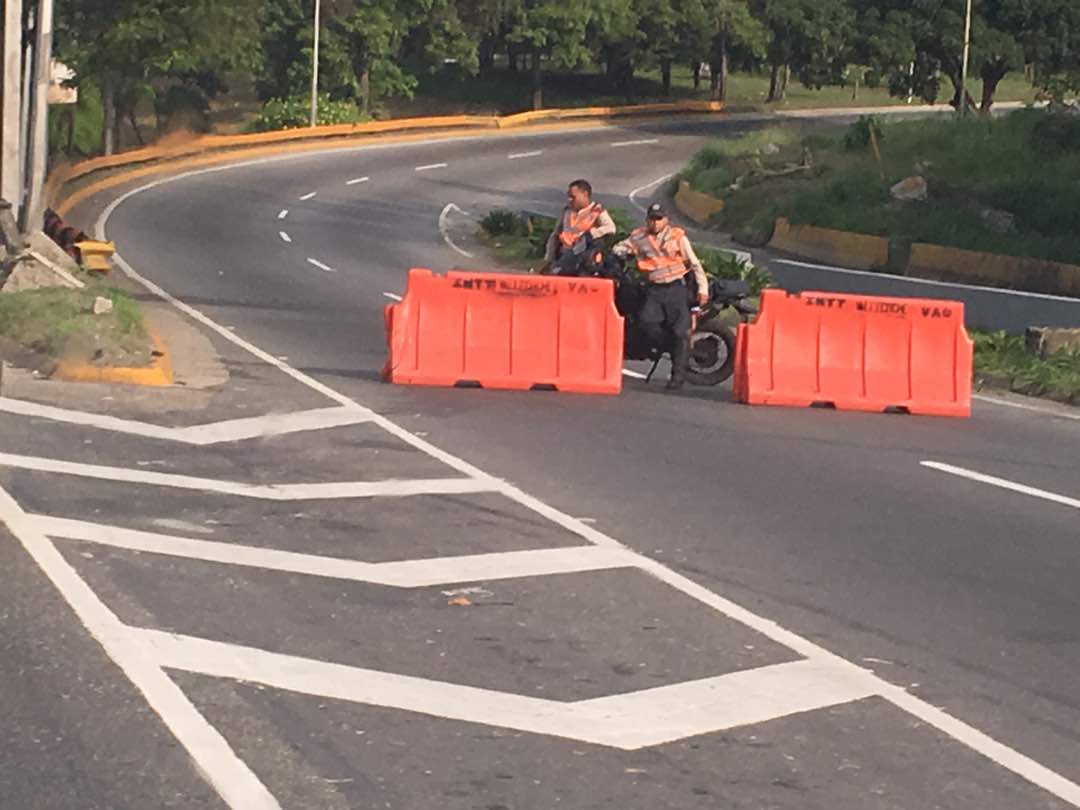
[
  {"xmin": 732, "ymin": 289, "xmax": 973, "ymax": 417},
  {"xmin": 383, "ymin": 268, "xmax": 624, "ymax": 394},
  {"xmin": 74, "ymin": 239, "xmax": 116, "ymax": 273},
  {"xmin": 43, "ymin": 208, "xmax": 89, "ymax": 260}
]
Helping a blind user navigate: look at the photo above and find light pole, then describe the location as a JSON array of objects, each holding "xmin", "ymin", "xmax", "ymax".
[
  {"xmin": 310, "ymin": 0, "xmax": 321, "ymax": 127},
  {"xmin": 2, "ymin": 0, "xmax": 23, "ymax": 214},
  {"xmin": 959, "ymin": 0, "xmax": 973, "ymax": 116},
  {"xmin": 22, "ymin": 0, "xmax": 53, "ymax": 233}
]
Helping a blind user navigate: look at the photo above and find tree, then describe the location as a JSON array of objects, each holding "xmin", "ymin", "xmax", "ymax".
[
  {"xmin": 749, "ymin": 0, "xmax": 854, "ymax": 102},
  {"xmin": 507, "ymin": 0, "xmax": 594, "ymax": 109}
]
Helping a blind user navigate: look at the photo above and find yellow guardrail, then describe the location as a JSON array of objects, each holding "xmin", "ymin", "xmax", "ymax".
[{"xmin": 46, "ymin": 101, "xmax": 726, "ymax": 216}]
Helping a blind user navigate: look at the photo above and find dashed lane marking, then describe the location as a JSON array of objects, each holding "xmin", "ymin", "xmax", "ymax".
[
  {"xmin": 612, "ymin": 139, "xmax": 660, "ymax": 147},
  {"xmin": 922, "ymin": 461, "xmax": 1080, "ymax": 510},
  {"xmin": 306, "ymin": 257, "xmax": 337, "ymax": 273},
  {"xmin": 278, "ymin": 231, "xmax": 291, "ymax": 243},
  {"xmin": 415, "ymin": 163, "xmax": 448, "ymax": 172},
  {"xmin": 346, "ymin": 176, "xmax": 370, "ymax": 186},
  {"xmin": 277, "ymin": 209, "xmax": 289, "ymax": 219},
  {"xmin": 299, "ymin": 191, "xmax": 317, "ymax": 201},
  {"xmin": 509, "ymin": 150, "xmax": 543, "ymax": 159},
  {"xmin": 383, "ymin": 292, "xmax": 403, "ymax": 302}
]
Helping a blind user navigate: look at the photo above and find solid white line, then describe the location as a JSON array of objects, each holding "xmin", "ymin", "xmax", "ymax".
[
  {"xmin": 306, "ymin": 257, "xmax": 336, "ymax": 273},
  {"xmin": 622, "ymin": 369, "xmax": 648, "ymax": 380},
  {"xmin": 438, "ymin": 203, "xmax": 474, "ymax": 258},
  {"xmin": 345, "ymin": 176, "xmax": 369, "ymax": 186},
  {"xmin": 509, "ymin": 150, "xmax": 543, "ymax": 160},
  {"xmin": 383, "ymin": 292, "xmax": 403, "ymax": 302},
  {"xmin": 628, "ymin": 173, "xmax": 676, "ymax": 213},
  {"xmin": 773, "ymin": 259, "xmax": 1080, "ymax": 304},
  {"xmin": 0, "ymin": 399, "xmax": 373, "ymax": 444},
  {"xmin": 277, "ymin": 209, "xmax": 289, "ymax": 220},
  {"xmin": 612, "ymin": 139, "xmax": 660, "ymax": 147},
  {"xmin": 135, "ymin": 628, "xmax": 875, "ymax": 750},
  {"xmin": 0, "ymin": 486, "xmax": 282, "ymax": 809},
  {"xmin": 278, "ymin": 231, "xmax": 291, "ymax": 243},
  {"xmin": 35, "ymin": 517, "xmax": 636, "ymax": 586},
  {"xmin": 973, "ymin": 394, "xmax": 1080, "ymax": 421},
  {"xmin": 99, "ymin": 155, "xmax": 1080, "ymax": 809},
  {"xmin": 299, "ymin": 191, "xmax": 317, "ymax": 201},
  {"xmin": 921, "ymin": 461, "xmax": 1080, "ymax": 510},
  {"xmin": 0, "ymin": 452, "xmax": 496, "ymax": 501},
  {"xmin": 415, "ymin": 163, "xmax": 448, "ymax": 172}
]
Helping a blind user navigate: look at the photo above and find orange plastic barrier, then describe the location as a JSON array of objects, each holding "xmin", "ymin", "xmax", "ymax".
[
  {"xmin": 732, "ymin": 289, "xmax": 973, "ymax": 417},
  {"xmin": 383, "ymin": 268, "xmax": 624, "ymax": 394}
]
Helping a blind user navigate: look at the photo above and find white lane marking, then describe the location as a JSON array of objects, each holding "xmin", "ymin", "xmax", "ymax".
[
  {"xmin": 922, "ymin": 461, "xmax": 1080, "ymax": 510},
  {"xmin": 277, "ymin": 209, "xmax": 289, "ymax": 220},
  {"xmin": 415, "ymin": 163, "xmax": 448, "ymax": 172},
  {"xmin": 0, "ymin": 487, "xmax": 282, "ymax": 809},
  {"xmin": 306, "ymin": 257, "xmax": 336, "ymax": 273},
  {"xmin": 0, "ymin": 452, "xmax": 495, "ymax": 501},
  {"xmin": 136, "ymin": 628, "xmax": 876, "ymax": 750},
  {"xmin": 438, "ymin": 203, "xmax": 474, "ymax": 259},
  {"xmin": 628, "ymin": 173, "xmax": 676, "ymax": 214},
  {"xmin": 299, "ymin": 191, "xmax": 317, "ymax": 201},
  {"xmin": 278, "ymin": 231, "xmax": 291, "ymax": 243},
  {"xmin": 622, "ymin": 369, "xmax": 648, "ymax": 380},
  {"xmin": 36, "ymin": 517, "xmax": 636, "ymax": 587},
  {"xmin": 346, "ymin": 176, "xmax": 369, "ymax": 186},
  {"xmin": 973, "ymin": 394, "xmax": 1080, "ymax": 421},
  {"xmin": 509, "ymin": 150, "xmax": 543, "ymax": 160},
  {"xmin": 99, "ymin": 157, "xmax": 1080, "ymax": 808},
  {"xmin": 383, "ymin": 292, "xmax": 403, "ymax": 302},
  {"xmin": 773, "ymin": 259, "xmax": 1080, "ymax": 304},
  {"xmin": 612, "ymin": 139, "xmax": 660, "ymax": 148},
  {"xmin": 0, "ymin": 399, "xmax": 373, "ymax": 444}
]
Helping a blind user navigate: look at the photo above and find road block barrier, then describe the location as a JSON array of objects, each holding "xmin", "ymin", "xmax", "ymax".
[
  {"xmin": 732, "ymin": 289, "xmax": 973, "ymax": 417},
  {"xmin": 383, "ymin": 268, "xmax": 624, "ymax": 394},
  {"xmin": 43, "ymin": 208, "xmax": 89, "ymax": 260}
]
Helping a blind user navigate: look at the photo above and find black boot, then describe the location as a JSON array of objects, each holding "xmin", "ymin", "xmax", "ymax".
[{"xmin": 666, "ymin": 338, "xmax": 689, "ymax": 390}]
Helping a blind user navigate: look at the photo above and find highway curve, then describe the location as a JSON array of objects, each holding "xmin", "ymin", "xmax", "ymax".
[{"xmin": 78, "ymin": 113, "xmax": 1080, "ymax": 808}]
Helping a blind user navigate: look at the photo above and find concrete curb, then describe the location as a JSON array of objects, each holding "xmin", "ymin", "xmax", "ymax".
[
  {"xmin": 48, "ymin": 101, "xmax": 727, "ymax": 216},
  {"xmin": 52, "ymin": 326, "xmax": 174, "ymax": 387}
]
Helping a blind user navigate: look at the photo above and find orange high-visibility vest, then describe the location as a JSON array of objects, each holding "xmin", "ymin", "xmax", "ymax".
[
  {"xmin": 558, "ymin": 203, "xmax": 605, "ymax": 248},
  {"xmin": 628, "ymin": 225, "xmax": 689, "ymax": 283}
]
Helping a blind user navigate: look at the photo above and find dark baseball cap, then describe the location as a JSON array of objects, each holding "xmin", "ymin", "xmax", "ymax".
[{"xmin": 646, "ymin": 203, "xmax": 667, "ymax": 219}]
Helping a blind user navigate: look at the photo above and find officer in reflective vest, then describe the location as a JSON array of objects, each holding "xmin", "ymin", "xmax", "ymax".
[
  {"xmin": 612, "ymin": 203, "xmax": 709, "ymax": 389},
  {"xmin": 543, "ymin": 179, "xmax": 616, "ymax": 275}
]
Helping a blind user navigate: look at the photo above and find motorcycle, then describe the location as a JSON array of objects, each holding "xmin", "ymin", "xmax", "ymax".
[{"xmin": 547, "ymin": 248, "xmax": 758, "ymax": 386}]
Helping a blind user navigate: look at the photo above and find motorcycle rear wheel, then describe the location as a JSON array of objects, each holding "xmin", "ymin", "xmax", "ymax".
[{"xmin": 685, "ymin": 320, "xmax": 736, "ymax": 386}]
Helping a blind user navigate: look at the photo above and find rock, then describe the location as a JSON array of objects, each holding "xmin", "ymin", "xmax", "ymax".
[
  {"xmin": 1025, "ymin": 327, "xmax": 1080, "ymax": 359},
  {"xmin": 93, "ymin": 296, "xmax": 114, "ymax": 315},
  {"xmin": 0, "ymin": 253, "xmax": 84, "ymax": 293},
  {"xmin": 890, "ymin": 176, "xmax": 928, "ymax": 202},
  {"xmin": 980, "ymin": 208, "xmax": 1016, "ymax": 234},
  {"xmin": 761, "ymin": 142, "xmax": 781, "ymax": 155},
  {"xmin": 28, "ymin": 229, "xmax": 82, "ymax": 276}
]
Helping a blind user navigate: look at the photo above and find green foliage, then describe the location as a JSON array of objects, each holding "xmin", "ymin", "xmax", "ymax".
[
  {"xmin": 697, "ymin": 247, "xmax": 774, "ymax": 294},
  {"xmin": 843, "ymin": 115, "xmax": 885, "ymax": 151},
  {"xmin": 973, "ymin": 330, "xmax": 1080, "ymax": 403},
  {"xmin": 680, "ymin": 110, "xmax": 1080, "ymax": 265},
  {"xmin": 250, "ymin": 94, "xmax": 366, "ymax": 131}
]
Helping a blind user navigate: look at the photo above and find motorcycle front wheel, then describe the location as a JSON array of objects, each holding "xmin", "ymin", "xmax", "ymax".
[{"xmin": 685, "ymin": 320, "xmax": 736, "ymax": 386}]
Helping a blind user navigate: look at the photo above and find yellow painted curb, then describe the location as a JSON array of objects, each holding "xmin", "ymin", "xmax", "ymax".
[
  {"xmin": 909, "ymin": 243, "xmax": 1080, "ymax": 297},
  {"xmin": 49, "ymin": 101, "xmax": 726, "ymax": 216},
  {"xmin": 674, "ymin": 179, "xmax": 725, "ymax": 224},
  {"xmin": 52, "ymin": 326, "xmax": 174, "ymax": 387},
  {"xmin": 768, "ymin": 217, "xmax": 890, "ymax": 271}
]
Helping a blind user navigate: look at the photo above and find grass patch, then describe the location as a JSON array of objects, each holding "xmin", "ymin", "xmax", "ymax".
[
  {"xmin": 681, "ymin": 109, "xmax": 1080, "ymax": 266},
  {"xmin": 398, "ymin": 62, "xmax": 1037, "ymax": 117},
  {"xmin": 973, "ymin": 330, "xmax": 1080, "ymax": 404},
  {"xmin": 0, "ymin": 285, "xmax": 150, "ymax": 371}
]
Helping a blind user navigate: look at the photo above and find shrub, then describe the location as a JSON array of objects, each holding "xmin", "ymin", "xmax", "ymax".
[{"xmin": 250, "ymin": 94, "xmax": 366, "ymax": 132}]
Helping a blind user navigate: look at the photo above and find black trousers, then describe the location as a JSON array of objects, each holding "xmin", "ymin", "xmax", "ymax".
[
  {"xmin": 551, "ymin": 234, "xmax": 596, "ymax": 276},
  {"xmin": 640, "ymin": 280, "xmax": 691, "ymax": 350}
]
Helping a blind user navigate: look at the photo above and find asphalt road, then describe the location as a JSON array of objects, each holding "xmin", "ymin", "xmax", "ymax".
[{"xmin": 2, "ymin": 114, "xmax": 1079, "ymax": 810}]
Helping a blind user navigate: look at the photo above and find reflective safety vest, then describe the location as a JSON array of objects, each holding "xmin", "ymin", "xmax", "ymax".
[
  {"xmin": 627, "ymin": 225, "xmax": 689, "ymax": 284},
  {"xmin": 558, "ymin": 203, "xmax": 605, "ymax": 248}
]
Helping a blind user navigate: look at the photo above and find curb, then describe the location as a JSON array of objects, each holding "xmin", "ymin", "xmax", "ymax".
[
  {"xmin": 49, "ymin": 101, "xmax": 726, "ymax": 216},
  {"xmin": 52, "ymin": 326, "xmax": 174, "ymax": 387}
]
